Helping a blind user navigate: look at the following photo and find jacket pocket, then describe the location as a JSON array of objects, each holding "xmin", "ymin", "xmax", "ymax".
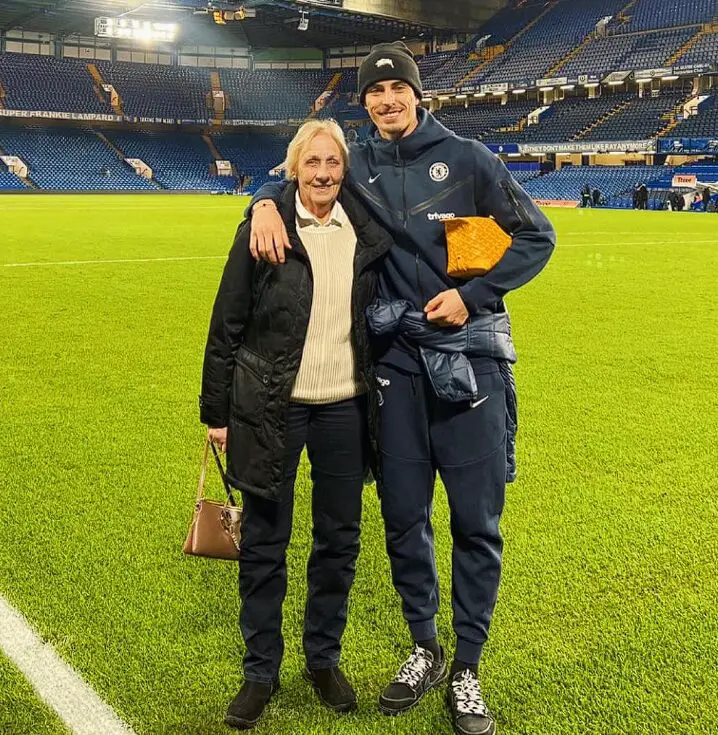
[
  {"xmin": 231, "ymin": 346, "xmax": 274, "ymax": 428},
  {"xmin": 500, "ymin": 178, "xmax": 534, "ymax": 230}
]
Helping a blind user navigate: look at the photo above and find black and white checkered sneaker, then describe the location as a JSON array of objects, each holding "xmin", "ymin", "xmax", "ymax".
[{"xmin": 448, "ymin": 668, "xmax": 496, "ymax": 735}]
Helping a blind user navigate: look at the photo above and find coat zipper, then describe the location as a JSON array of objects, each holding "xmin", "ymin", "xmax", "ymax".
[
  {"xmin": 502, "ymin": 179, "xmax": 531, "ymax": 229},
  {"xmin": 407, "ymin": 175, "xmax": 474, "ymax": 217},
  {"xmin": 397, "ymin": 143, "xmax": 425, "ymax": 306},
  {"xmin": 283, "ymin": 240, "xmax": 314, "ymax": 398}
]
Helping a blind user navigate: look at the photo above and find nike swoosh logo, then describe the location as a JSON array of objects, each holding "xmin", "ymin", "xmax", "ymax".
[
  {"xmin": 470, "ymin": 395, "xmax": 489, "ymax": 409},
  {"xmin": 369, "ymin": 174, "xmax": 381, "ymax": 184}
]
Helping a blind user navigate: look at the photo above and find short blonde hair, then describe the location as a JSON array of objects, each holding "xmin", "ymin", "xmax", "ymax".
[{"xmin": 283, "ymin": 119, "xmax": 349, "ymax": 181}]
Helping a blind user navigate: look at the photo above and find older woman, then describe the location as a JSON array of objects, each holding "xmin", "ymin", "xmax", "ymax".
[{"xmin": 199, "ymin": 120, "xmax": 392, "ymax": 730}]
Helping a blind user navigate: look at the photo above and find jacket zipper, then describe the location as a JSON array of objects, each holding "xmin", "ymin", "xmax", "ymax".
[
  {"xmin": 502, "ymin": 180, "xmax": 531, "ymax": 229},
  {"xmin": 397, "ymin": 144, "xmax": 425, "ymax": 306},
  {"xmin": 407, "ymin": 175, "xmax": 474, "ymax": 216},
  {"xmin": 283, "ymin": 242, "xmax": 314, "ymax": 398}
]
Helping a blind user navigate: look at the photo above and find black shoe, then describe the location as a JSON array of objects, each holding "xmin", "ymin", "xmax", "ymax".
[
  {"xmin": 378, "ymin": 644, "xmax": 447, "ymax": 715},
  {"xmin": 304, "ymin": 666, "xmax": 358, "ymax": 713},
  {"xmin": 447, "ymin": 669, "xmax": 496, "ymax": 735},
  {"xmin": 224, "ymin": 679, "xmax": 279, "ymax": 730}
]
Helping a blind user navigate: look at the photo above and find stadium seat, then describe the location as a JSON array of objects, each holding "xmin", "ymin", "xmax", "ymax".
[
  {"xmin": 0, "ymin": 55, "xmax": 111, "ymax": 114},
  {"xmin": 220, "ymin": 69, "xmax": 336, "ymax": 121},
  {"xmin": 434, "ymin": 100, "xmax": 536, "ymax": 140},
  {"xmin": 522, "ymin": 165, "xmax": 674, "ymax": 203},
  {"xmin": 0, "ymin": 158, "xmax": 26, "ymax": 190},
  {"xmin": 97, "ymin": 62, "xmax": 211, "ymax": 120},
  {"xmin": 670, "ymin": 95, "xmax": 718, "ymax": 137},
  {"xmin": 103, "ymin": 130, "xmax": 235, "ymax": 191},
  {"xmin": 211, "ymin": 131, "xmax": 294, "ymax": 193},
  {"xmin": 475, "ymin": 0, "xmax": 628, "ymax": 87},
  {"xmin": 484, "ymin": 94, "xmax": 634, "ymax": 144},
  {"xmin": 581, "ymin": 92, "xmax": 687, "ymax": 141},
  {"xmin": 0, "ymin": 126, "xmax": 155, "ymax": 191}
]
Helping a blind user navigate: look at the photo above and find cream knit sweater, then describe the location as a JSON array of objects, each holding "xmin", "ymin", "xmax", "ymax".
[{"xmin": 290, "ymin": 193, "xmax": 365, "ymax": 403}]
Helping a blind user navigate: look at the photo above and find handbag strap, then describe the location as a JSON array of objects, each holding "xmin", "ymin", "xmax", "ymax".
[
  {"xmin": 209, "ymin": 440, "xmax": 238, "ymax": 508},
  {"xmin": 196, "ymin": 438, "xmax": 211, "ymax": 502}
]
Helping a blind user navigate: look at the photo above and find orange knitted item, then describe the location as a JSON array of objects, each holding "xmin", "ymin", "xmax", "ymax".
[{"xmin": 444, "ymin": 216, "xmax": 512, "ymax": 279}]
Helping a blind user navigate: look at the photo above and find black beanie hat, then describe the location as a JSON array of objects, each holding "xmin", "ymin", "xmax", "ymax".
[{"xmin": 358, "ymin": 41, "xmax": 423, "ymax": 105}]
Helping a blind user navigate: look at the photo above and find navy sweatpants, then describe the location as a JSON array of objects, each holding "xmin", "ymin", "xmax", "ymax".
[
  {"xmin": 376, "ymin": 361, "xmax": 507, "ymax": 665},
  {"xmin": 238, "ymin": 398, "xmax": 366, "ymax": 683}
]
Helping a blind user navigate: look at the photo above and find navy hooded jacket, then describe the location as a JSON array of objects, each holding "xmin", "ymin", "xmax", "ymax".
[{"xmin": 250, "ymin": 107, "xmax": 556, "ymax": 366}]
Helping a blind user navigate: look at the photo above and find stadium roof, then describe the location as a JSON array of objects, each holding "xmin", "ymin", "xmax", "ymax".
[{"xmin": 0, "ymin": 0, "xmax": 442, "ymax": 48}]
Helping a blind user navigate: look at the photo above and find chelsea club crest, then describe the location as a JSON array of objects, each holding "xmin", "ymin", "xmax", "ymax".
[{"xmin": 429, "ymin": 162, "xmax": 449, "ymax": 182}]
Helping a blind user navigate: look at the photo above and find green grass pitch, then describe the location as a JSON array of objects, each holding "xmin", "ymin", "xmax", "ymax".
[{"xmin": 1, "ymin": 194, "xmax": 717, "ymax": 735}]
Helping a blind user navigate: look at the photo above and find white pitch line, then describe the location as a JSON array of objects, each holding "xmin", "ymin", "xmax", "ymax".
[
  {"xmin": 0, "ymin": 594, "xmax": 138, "ymax": 735},
  {"xmin": 3, "ymin": 255, "xmax": 227, "ymax": 268}
]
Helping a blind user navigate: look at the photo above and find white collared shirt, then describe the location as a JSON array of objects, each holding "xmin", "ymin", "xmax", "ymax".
[{"xmin": 295, "ymin": 192, "xmax": 347, "ymax": 231}]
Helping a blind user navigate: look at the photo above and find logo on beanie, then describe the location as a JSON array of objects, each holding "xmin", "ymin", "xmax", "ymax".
[
  {"xmin": 376, "ymin": 58, "xmax": 395, "ymax": 68},
  {"xmin": 429, "ymin": 162, "xmax": 449, "ymax": 182}
]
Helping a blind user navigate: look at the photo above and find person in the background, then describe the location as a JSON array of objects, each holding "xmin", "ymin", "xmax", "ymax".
[
  {"xmin": 592, "ymin": 187, "xmax": 602, "ymax": 207},
  {"xmin": 582, "ymin": 183, "xmax": 592, "ymax": 208},
  {"xmin": 702, "ymin": 186, "xmax": 711, "ymax": 211},
  {"xmin": 200, "ymin": 119, "xmax": 391, "ymax": 730},
  {"xmin": 638, "ymin": 182, "xmax": 649, "ymax": 210},
  {"xmin": 246, "ymin": 41, "xmax": 555, "ymax": 735}
]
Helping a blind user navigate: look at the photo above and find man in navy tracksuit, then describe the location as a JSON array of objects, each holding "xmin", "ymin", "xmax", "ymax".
[{"xmin": 249, "ymin": 42, "xmax": 555, "ymax": 735}]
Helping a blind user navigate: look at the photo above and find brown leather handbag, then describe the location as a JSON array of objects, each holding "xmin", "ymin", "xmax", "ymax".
[
  {"xmin": 183, "ymin": 439, "xmax": 242, "ymax": 561},
  {"xmin": 445, "ymin": 216, "xmax": 512, "ymax": 279}
]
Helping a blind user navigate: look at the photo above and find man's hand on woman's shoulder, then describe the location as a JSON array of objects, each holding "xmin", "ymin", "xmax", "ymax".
[{"xmin": 249, "ymin": 200, "xmax": 291, "ymax": 265}]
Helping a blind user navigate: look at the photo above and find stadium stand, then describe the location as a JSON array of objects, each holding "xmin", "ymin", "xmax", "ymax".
[
  {"xmin": 434, "ymin": 100, "xmax": 536, "ymax": 140},
  {"xmin": 557, "ymin": 28, "xmax": 696, "ymax": 78},
  {"xmin": 417, "ymin": 51, "xmax": 455, "ymax": 82},
  {"xmin": 0, "ymin": 126, "xmax": 155, "ymax": 191},
  {"xmin": 669, "ymin": 95, "xmax": 718, "ymax": 137},
  {"xmin": 97, "ymin": 62, "xmax": 210, "ymax": 120},
  {"xmin": 484, "ymin": 94, "xmax": 634, "ymax": 144},
  {"xmin": 414, "ymin": 0, "xmax": 718, "ymax": 91},
  {"xmin": 211, "ymin": 131, "xmax": 293, "ymax": 192},
  {"xmin": 506, "ymin": 162, "xmax": 542, "ymax": 184},
  {"xmin": 0, "ymin": 0, "xmax": 716, "ymax": 198},
  {"xmin": 522, "ymin": 165, "xmax": 672, "ymax": 203},
  {"xmin": 439, "ymin": 91, "xmax": 699, "ymax": 146},
  {"xmin": 618, "ymin": 28, "xmax": 697, "ymax": 69},
  {"xmin": 0, "ymin": 158, "xmax": 25, "ymax": 190},
  {"xmin": 0, "ymin": 55, "xmax": 111, "ymax": 114},
  {"xmin": 580, "ymin": 92, "xmax": 687, "ymax": 141},
  {"xmin": 474, "ymin": 0, "xmax": 629, "ymax": 86},
  {"xmin": 421, "ymin": 39, "xmax": 486, "ymax": 91},
  {"xmin": 476, "ymin": 0, "xmax": 551, "ymax": 46},
  {"xmin": 421, "ymin": 1, "xmax": 554, "ymax": 90},
  {"xmin": 674, "ymin": 162, "xmax": 718, "ymax": 182},
  {"xmin": 676, "ymin": 31, "xmax": 718, "ymax": 67},
  {"xmin": 610, "ymin": 0, "xmax": 717, "ymax": 33},
  {"xmin": 103, "ymin": 130, "xmax": 234, "ymax": 191},
  {"xmin": 318, "ymin": 95, "xmax": 369, "ymax": 124},
  {"xmin": 220, "ymin": 69, "xmax": 336, "ymax": 121}
]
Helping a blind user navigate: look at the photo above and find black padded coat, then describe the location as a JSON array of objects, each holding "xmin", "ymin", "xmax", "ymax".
[{"xmin": 199, "ymin": 181, "xmax": 392, "ymax": 501}]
